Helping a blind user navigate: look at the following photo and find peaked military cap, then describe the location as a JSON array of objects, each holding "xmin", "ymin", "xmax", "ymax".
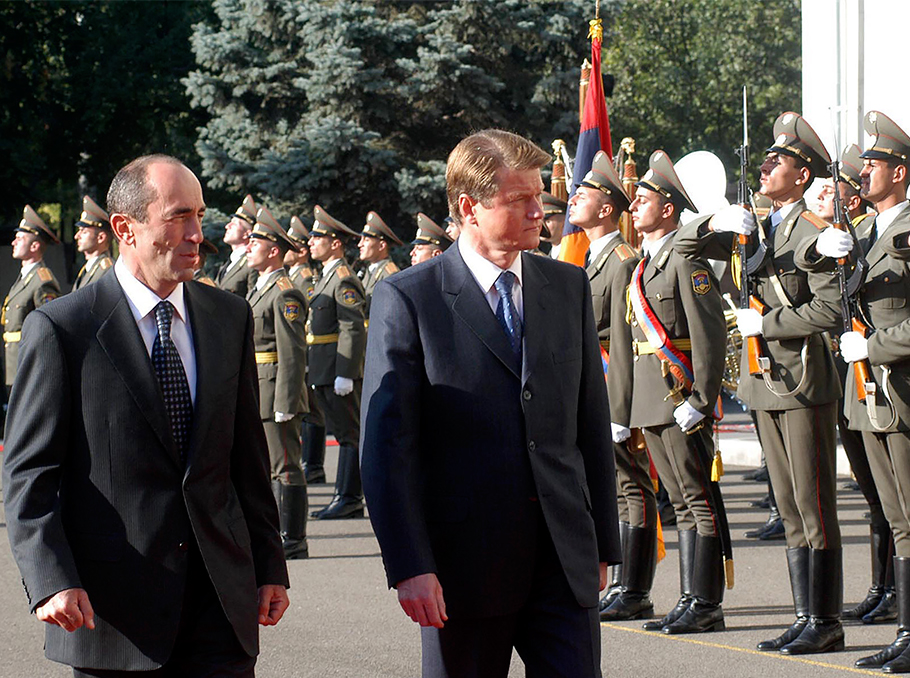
[
  {"xmin": 767, "ymin": 112, "xmax": 831, "ymax": 178},
  {"xmin": 288, "ymin": 215, "xmax": 310, "ymax": 247},
  {"xmin": 837, "ymin": 144, "xmax": 864, "ymax": 192},
  {"xmin": 234, "ymin": 194, "xmax": 258, "ymax": 226},
  {"xmin": 75, "ymin": 195, "xmax": 111, "ymax": 231},
  {"xmin": 310, "ymin": 205, "xmax": 359, "ymax": 239},
  {"xmin": 542, "ymin": 192, "xmax": 568, "ymax": 217},
  {"xmin": 635, "ymin": 150, "xmax": 696, "ymax": 213},
  {"xmin": 413, "ymin": 213, "xmax": 453, "ymax": 249},
  {"xmin": 251, "ymin": 206, "xmax": 299, "ymax": 252},
  {"xmin": 861, "ymin": 110, "xmax": 910, "ymax": 164},
  {"xmin": 579, "ymin": 150, "xmax": 632, "ymax": 210},
  {"xmin": 361, "ymin": 211, "xmax": 404, "ymax": 246},
  {"xmin": 17, "ymin": 205, "xmax": 60, "ymax": 244}
]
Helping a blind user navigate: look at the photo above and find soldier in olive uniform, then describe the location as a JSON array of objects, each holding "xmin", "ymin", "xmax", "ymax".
[
  {"xmin": 675, "ymin": 112, "xmax": 844, "ymax": 655},
  {"xmin": 72, "ymin": 196, "xmax": 114, "ymax": 290},
  {"xmin": 4, "ymin": 206, "xmax": 62, "ymax": 396},
  {"xmin": 797, "ymin": 112, "xmax": 910, "ymax": 671},
  {"xmin": 193, "ymin": 239, "xmax": 218, "ymax": 287},
  {"xmin": 307, "ymin": 206, "xmax": 367, "ymax": 519},
  {"xmin": 626, "ymin": 152, "xmax": 729, "ymax": 636},
  {"xmin": 217, "ymin": 194, "xmax": 259, "ymax": 296},
  {"xmin": 410, "ymin": 212, "xmax": 453, "ymax": 266},
  {"xmin": 247, "ymin": 206, "xmax": 310, "ymax": 559},
  {"xmin": 358, "ymin": 211, "xmax": 401, "ymax": 323},
  {"xmin": 285, "ymin": 215, "xmax": 328, "ymax": 484},
  {"xmin": 568, "ymin": 151, "xmax": 658, "ymax": 621},
  {"xmin": 541, "ymin": 192, "xmax": 567, "ymax": 259}
]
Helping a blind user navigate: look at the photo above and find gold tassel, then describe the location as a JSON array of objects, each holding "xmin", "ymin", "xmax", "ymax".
[
  {"xmin": 587, "ymin": 18, "xmax": 603, "ymax": 41},
  {"xmin": 725, "ymin": 558, "xmax": 735, "ymax": 589},
  {"xmin": 711, "ymin": 450, "xmax": 724, "ymax": 482}
]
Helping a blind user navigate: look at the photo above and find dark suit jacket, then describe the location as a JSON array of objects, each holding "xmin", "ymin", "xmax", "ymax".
[
  {"xmin": 2, "ymin": 273, "xmax": 288, "ymax": 671},
  {"xmin": 360, "ymin": 245, "xmax": 620, "ymax": 620}
]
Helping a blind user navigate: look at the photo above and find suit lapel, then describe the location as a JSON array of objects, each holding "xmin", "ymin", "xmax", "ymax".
[
  {"xmin": 92, "ymin": 274, "xmax": 179, "ymax": 464},
  {"xmin": 520, "ymin": 252, "xmax": 549, "ymax": 386}
]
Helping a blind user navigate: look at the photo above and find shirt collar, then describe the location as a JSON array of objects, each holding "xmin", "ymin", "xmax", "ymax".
[
  {"xmin": 877, "ymin": 200, "xmax": 910, "ymax": 235},
  {"xmin": 19, "ymin": 260, "xmax": 40, "ymax": 278},
  {"xmin": 769, "ymin": 201, "xmax": 800, "ymax": 229},
  {"xmin": 256, "ymin": 268, "xmax": 282, "ymax": 291},
  {"xmin": 587, "ymin": 230, "xmax": 622, "ymax": 264},
  {"xmin": 229, "ymin": 249, "xmax": 246, "ymax": 264},
  {"xmin": 642, "ymin": 231, "xmax": 674, "ymax": 260},
  {"xmin": 114, "ymin": 257, "xmax": 188, "ymax": 325},
  {"xmin": 458, "ymin": 236, "xmax": 523, "ymax": 294},
  {"xmin": 321, "ymin": 258, "xmax": 342, "ymax": 277}
]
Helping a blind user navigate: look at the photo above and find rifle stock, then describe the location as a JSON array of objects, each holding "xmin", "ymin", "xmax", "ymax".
[
  {"xmin": 851, "ymin": 317, "xmax": 873, "ymax": 402},
  {"xmin": 746, "ymin": 296, "xmax": 766, "ymax": 375}
]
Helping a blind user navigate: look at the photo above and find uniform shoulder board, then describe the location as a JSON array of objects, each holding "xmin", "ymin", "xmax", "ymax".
[
  {"xmin": 385, "ymin": 261, "xmax": 399, "ymax": 274},
  {"xmin": 275, "ymin": 276, "xmax": 293, "ymax": 291},
  {"xmin": 199, "ymin": 276, "xmax": 217, "ymax": 287},
  {"xmin": 301, "ymin": 265, "xmax": 313, "ymax": 278},
  {"xmin": 99, "ymin": 257, "xmax": 113, "ymax": 270},
  {"xmin": 613, "ymin": 243, "xmax": 635, "ymax": 262},
  {"xmin": 801, "ymin": 211, "xmax": 829, "ymax": 231},
  {"xmin": 853, "ymin": 212, "xmax": 875, "ymax": 228},
  {"xmin": 336, "ymin": 265, "xmax": 351, "ymax": 278},
  {"xmin": 37, "ymin": 267, "xmax": 53, "ymax": 282}
]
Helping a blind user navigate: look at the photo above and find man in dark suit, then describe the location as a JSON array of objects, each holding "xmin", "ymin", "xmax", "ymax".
[
  {"xmin": 361, "ymin": 129, "xmax": 620, "ymax": 678},
  {"xmin": 2, "ymin": 154, "xmax": 289, "ymax": 676}
]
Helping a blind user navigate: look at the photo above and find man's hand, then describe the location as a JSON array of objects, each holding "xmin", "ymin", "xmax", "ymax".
[
  {"xmin": 258, "ymin": 585, "xmax": 289, "ymax": 626},
  {"xmin": 599, "ymin": 563, "xmax": 609, "ymax": 591},
  {"xmin": 611, "ymin": 423, "xmax": 631, "ymax": 444},
  {"xmin": 334, "ymin": 376, "xmax": 354, "ymax": 396},
  {"xmin": 397, "ymin": 573, "xmax": 447, "ymax": 628},
  {"xmin": 709, "ymin": 205, "xmax": 755, "ymax": 235},
  {"xmin": 274, "ymin": 412, "xmax": 294, "ymax": 423},
  {"xmin": 816, "ymin": 227, "xmax": 854, "ymax": 258},
  {"xmin": 735, "ymin": 308, "xmax": 764, "ymax": 337},
  {"xmin": 36, "ymin": 588, "xmax": 95, "ymax": 632},
  {"xmin": 673, "ymin": 401, "xmax": 706, "ymax": 432},
  {"xmin": 839, "ymin": 331, "xmax": 869, "ymax": 363}
]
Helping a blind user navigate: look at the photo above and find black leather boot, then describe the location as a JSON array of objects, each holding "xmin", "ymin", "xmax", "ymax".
[
  {"xmin": 643, "ymin": 529, "xmax": 696, "ymax": 631},
  {"xmin": 601, "ymin": 525, "xmax": 656, "ymax": 621},
  {"xmin": 758, "ymin": 547, "xmax": 808, "ymax": 650},
  {"xmin": 845, "ymin": 523, "xmax": 890, "ymax": 620},
  {"xmin": 865, "ymin": 528, "xmax": 898, "ymax": 623},
  {"xmin": 302, "ymin": 422, "xmax": 327, "ymax": 484},
  {"xmin": 780, "ymin": 548, "xmax": 844, "ymax": 655},
  {"xmin": 278, "ymin": 483, "xmax": 309, "ymax": 559},
  {"xmin": 746, "ymin": 503, "xmax": 781, "ymax": 539},
  {"xmin": 859, "ymin": 557, "xmax": 910, "ymax": 669},
  {"xmin": 599, "ymin": 522, "xmax": 628, "ymax": 611},
  {"xmin": 662, "ymin": 533, "xmax": 724, "ymax": 634},
  {"xmin": 311, "ymin": 445, "xmax": 364, "ymax": 519}
]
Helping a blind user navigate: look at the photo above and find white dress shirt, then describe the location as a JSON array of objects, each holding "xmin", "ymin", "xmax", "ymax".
[
  {"xmin": 458, "ymin": 237, "xmax": 524, "ymax": 321},
  {"xmin": 641, "ymin": 231, "xmax": 674, "ymax": 260},
  {"xmin": 586, "ymin": 230, "xmax": 622, "ymax": 264},
  {"xmin": 114, "ymin": 258, "xmax": 197, "ymax": 404},
  {"xmin": 876, "ymin": 200, "xmax": 910, "ymax": 241}
]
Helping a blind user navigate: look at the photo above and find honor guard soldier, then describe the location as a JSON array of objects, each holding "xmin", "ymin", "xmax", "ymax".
[
  {"xmin": 247, "ymin": 206, "xmax": 310, "ymax": 559},
  {"xmin": 193, "ymin": 239, "xmax": 219, "ymax": 287},
  {"xmin": 307, "ymin": 206, "xmax": 367, "ymax": 519},
  {"xmin": 676, "ymin": 112, "xmax": 844, "ymax": 654},
  {"xmin": 217, "ymin": 194, "xmax": 259, "ymax": 296},
  {"xmin": 72, "ymin": 196, "xmax": 114, "ymax": 290},
  {"xmin": 410, "ymin": 212, "xmax": 453, "ymax": 266},
  {"xmin": 627, "ymin": 152, "xmax": 730, "ymax": 636},
  {"xmin": 443, "ymin": 214, "xmax": 461, "ymax": 241},
  {"xmin": 798, "ymin": 111, "xmax": 910, "ymax": 671},
  {"xmin": 4, "ymin": 206, "xmax": 62, "ymax": 396},
  {"xmin": 358, "ymin": 211, "xmax": 402, "ymax": 323},
  {"xmin": 541, "ymin": 191, "xmax": 567, "ymax": 259},
  {"xmin": 568, "ymin": 151, "xmax": 658, "ymax": 621},
  {"xmin": 285, "ymin": 215, "xmax": 327, "ymax": 484}
]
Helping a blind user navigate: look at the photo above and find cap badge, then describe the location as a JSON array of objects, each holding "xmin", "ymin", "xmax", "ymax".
[{"xmin": 782, "ymin": 113, "xmax": 794, "ymax": 124}]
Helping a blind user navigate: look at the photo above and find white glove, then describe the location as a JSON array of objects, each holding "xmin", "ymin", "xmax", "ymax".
[
  {"xmin": 816, "ymin": 227, "xmax": 854, "ymax": 258},
  {"xmin": 709, "ymin": 205, "xmax": 756, "ymax": 235},
  {"xmin": 674, "ymin": 401, "xmax": 706, "ymax": 432},
  {"xmin": 275, "ymin": 412, "xmax": 294, "ymax": 423},
  {"xmin": 735, "ymin": 308, "xmax": 764, "ymax": 337},
  {"xmin": 334, "ymin": 376, "xmax": 354, "ymax": 396},
  {"xmin": 611, "ymin": 423, "xmax": 631, "ymax": 444},
  {"xmin": 839, "ymin": 331, "xmax": 869, "ymax": 362}
]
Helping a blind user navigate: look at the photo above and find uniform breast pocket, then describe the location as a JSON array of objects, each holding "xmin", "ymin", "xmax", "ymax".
[
  {"xmin": 868, "ymin": 274, "xmax": 908, "ymax": 309},
  {"xmin": 781, "ymin": 271, "xmax": 808, "ymax": 302},
  {"xmin": 647, "ymin": 290, "xmax": 676, "ymax": 325}
]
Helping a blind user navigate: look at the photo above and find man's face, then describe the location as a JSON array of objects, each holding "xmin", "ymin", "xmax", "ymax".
[
  {"xmin": 410, "ymin": 243, "xmax": 439, "ymax": 265},
  {"xmin": 308, "ymin": 234, "xmax": 335, "ymax": 262},
  {"xmin": 630, "ymin": 187, "xmax": 669, "ymax": 234},
  {"xmin": 119, "ymin": 162, "xmax": 205, "ymax": 292},
  {"xmin": 11, "ymin": 231, "xmax": 38, "ymax": 261},
  {"xmin": 759, "ymin": 152, "xmax": 805, "ymax": 201},
  {"xmin": 358, "ymin": 235, "xmax": 384, "ymax": 262},
  {"xmin": 467, "ymin": 167, "xmax": 544, "ymax": 254},
  {"xmin": 75, "ymin": 225, "xmax": 102, "ymax": 254},
  {"xmin": 860, "ymin": 159, "xmax": 901, "ymax": 204},
  {"xmin": 815, "ymin": 179, "xmax": 836, "ymax": 220},
  {"xmin": 568, "ymin": 186, "xmax": 609, "ymax": 231},
  {"xmin": 223, "ymin": 217, "xmax": 251, "ymax": 246},
  {"xmin": 445, "ymin": 220, "xmax": 461, "ymax": 240},
  {"xmin": 246, "ymin": 236, "xmax": 274, "ymax": 272}
]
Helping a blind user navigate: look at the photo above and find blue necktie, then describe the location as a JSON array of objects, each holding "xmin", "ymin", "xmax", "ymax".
[
  {"xmin": 494, "ymin": 271, "xmax": 523, "ymax": 358},
  {"xmin": 152, "ymin": 301, "xmax": 193, "ymax": 461}
]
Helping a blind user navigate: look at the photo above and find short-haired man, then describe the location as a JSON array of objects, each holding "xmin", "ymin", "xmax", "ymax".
[
  {"xmin": 2, "ymin": 155, "xmax": 289, "ymax": 676},
  {"xmin": 217, "ymin": 194, "xmax": 259, "ymax": 296},
  {"xmin": 3, "ymin": 205, "xmax": 62, "ymax": 396},
  {"xmin": 410, "ymin": 213, "xmax": 453, "ymax": 265},
  {"xmin": 358, "ymin": 211, "xmax": 402, "ymax": 323},
  {"xmin": 568, "ymin": 151, "xmax": 658, "ymax": 622},
  {"xmin": 72, "ymin": 196, "xmax": 114, "ymax": 290},
  {"xmin": 362, "ymin": 129, "xmax": 620, "ymax": 677},
  {"xmin": 541, "ymin": 191, "xmax": 567, "ymax": 259}
]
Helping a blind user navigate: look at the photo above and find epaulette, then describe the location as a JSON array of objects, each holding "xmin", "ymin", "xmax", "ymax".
[
  {"xmin": 613, "ymin": 243, "xmax": 635, "ymax": 262},
  {"xmin": 199, "ymin": 276, "xmax": 216, "ymax": 287},
  {"xmin": 853, "ymin": 212, "xmax": 875, "ymax": 228},
  {"xmin": 801, "ymin": 211, "xmax": 829, "ymax": 231},
  {"xmin": 385, "ymin": 261, "xmax": 399, "ymax": 274},
  {"xmin": 336, "ymin": 265, "xmax": 351, "ymax": 279},
  {"xmin": 275, "ymin": 276, "xmax": 293, "ymax": 291},
  {"xmin": 99, "ymin": 257, "xmax": 113, "ymax": 270},
  {"xmin": 301, "ymin": 266, "xmax": 313, "ymax": 278},
  {"xmin": 37, "ymin": 267, "xmax": 53, "ymax": 282}
]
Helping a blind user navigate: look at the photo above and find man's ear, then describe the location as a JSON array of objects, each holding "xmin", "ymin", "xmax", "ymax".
[
  {"xmin": 110, "ymin": 214, "xmax": 134, "ymax": 246},
  {"xmin": 459, "ymin": 194, "xmax": 479, "ymax": 227},
  {"xmin": 661, "ymin": 200, "xmax": 676, "ymax": 221}
]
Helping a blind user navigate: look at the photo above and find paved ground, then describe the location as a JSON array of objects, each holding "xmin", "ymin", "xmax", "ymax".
[{"xmin": 0, "ymin": 434, "xmax": 897, "ymax": 677}]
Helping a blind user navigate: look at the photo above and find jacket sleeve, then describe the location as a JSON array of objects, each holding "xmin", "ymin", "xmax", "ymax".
[
  {"xmin": 273, "ymin": 288, "xmax": 309, "ymax": 415},
  {"xmin": 334, "ymin": 279, "xmax": 366, "ymax": 380},
  {"xmin": 606, "ymin": 258, "xmax": 635, "ymax": 427},
  {"xmin": 675, "ymin": 216, "xmax": 736, "ymax": 261}
]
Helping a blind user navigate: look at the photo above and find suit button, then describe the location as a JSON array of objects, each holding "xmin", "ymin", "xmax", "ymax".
[
  {"xmin": 528, "ymin": 440, "xmax": 536, "ymax": 451},
  {"xmin": 178, "ymin": 542, "xmax": 189, "ymax": 552},
  {"xmin": 523, "ymin": 389, "xmax": 532, "ymax": 400}
]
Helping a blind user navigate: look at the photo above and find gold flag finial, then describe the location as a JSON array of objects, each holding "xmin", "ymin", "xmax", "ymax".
[{"xmin": 588, "ymin": 17, "xmax": 603, "ymax": 42}]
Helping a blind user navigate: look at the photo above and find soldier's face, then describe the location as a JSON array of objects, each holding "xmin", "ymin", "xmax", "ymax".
[
  {"xmin": 358, "ymin": 235, "xmax": 383, "ymax": 262},
  {"xmin": 445, "ymin": 220, "xmax": 461, "ymax": 240},
  {"xmin": 568, "ymin": 186, "xmax": 608, "ymax": 231},
  {"xmin": 223, "ymin": 217, "xmax": 250, "ymax": 246},
  {"xmin": 11, "ymin": 231, "xmax": 38, "ymax": 261},
  {"xmin": 814, "ymin": 179, "xmax": 836, "ymax": 220},
  {"xmin": 759, "ymin": 152, "xmax": 806, "ymax": 200},
  {"xmin": 860, "ymin": 159, "xmax": 902, "ymax": 203},
  {"xmin": 246, "ymin": 236, "xmax": 275, "ymax": 272},
  {"xmin": 630, "ymin": 188, "xmax": 670, "ymax": 233},
  {"xmin": 460, "ymin": 167, "xmax": 543, "ymax": 256},
  {"xmin": 410, "ymin": 243, "xmax": 439, "ymax": 265},
  {"xmin": 75, "ymin": 225, "xmax": 101, "ymax": 253},
  {"xmin": 308, "ymin": 235, "xmax": 334, "ymax": 261}
]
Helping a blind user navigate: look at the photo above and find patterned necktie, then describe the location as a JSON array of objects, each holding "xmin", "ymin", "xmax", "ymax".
[
  {"xmin": 152, "ymin": 301, "xmax": 193, "ymax": 461},
  {"xmin": 494, "ymin": 271, "xmax": 523, "ymax": 357}
]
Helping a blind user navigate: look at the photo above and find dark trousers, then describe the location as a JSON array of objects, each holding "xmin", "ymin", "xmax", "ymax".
[
  {"xmin": 74, "ymin": 545, "xmax": 254, "ymax": 678},
  {"xmin": 263, "ymin": 415, "xmax": 305, "ymax": 486},
  {"xmin": 862, "ymin": 430, "xmax": 910, "ymax": 557},
  {"xmin": 312, "ymin": 381, "xmax": 361, "ymax": 447},
  {"xmin": 420, "ymin": 517, "xmax": 601, "ymax": 678}
]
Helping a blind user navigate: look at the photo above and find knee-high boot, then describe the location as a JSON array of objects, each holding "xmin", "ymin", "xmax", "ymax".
[
  {"xmin": 302, "ymin": 422, "xmax": 327, "ymax": 484},
  {"xmin": 865, "ymin": 527, "xmax": 898, "ymax": 624},
  {"xmin": 601, "ymin": 525, "xmax": 657, "ymax": 621},
  {"xmin": 662, "ymin": 533, "xmax": 724, "ymax": 634},
  {"xmin": 599, "ymin": 522, "xmax": 628, "ymax": 610},
  {"xmin": 643, "ymin": 529, "xmax": 696, "ymax": 631},
  {"xmin": 858, "ymin": 557, "xmax": 910, "ymax": 670},
  {"xmin": 780, "ymin": 548, "xmax": 844, "ymax": 655},
  {"xmin": 279, "ymin": 483, "xmax": 309, "ymax": 559},
  {"xmin": 757, "ymin": 547, "xmax": 808, "ymax": 650},
  {"xmin": 311, "ymin": 445, "xmax": 364, "ymax": 520}
]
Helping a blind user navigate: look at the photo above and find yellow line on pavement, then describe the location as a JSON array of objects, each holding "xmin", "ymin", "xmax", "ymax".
[{"xmin": 601, "ymin": 623, "xmax": 881, "ymax": 675}]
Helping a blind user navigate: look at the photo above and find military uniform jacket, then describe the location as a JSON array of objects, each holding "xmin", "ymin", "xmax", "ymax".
[
  {"xmin": 676, "ymin": 199, "xmax": 842, "ymax": 410},
  {"xmin": 73, "ymin": 252, "xmax": 113, "ymax": 291},
  {"xmin": 363, "ymin": 258, "xmax": 400, "ymax": 320},
  {"xmin": 217, "ymin": 254, "xmax": 257, "ymax": 297},
  {"xmin": 3, "ymin": 262, "xmax": 62, "ymax": 386},
  {"xmin": 192, "ymin": 269, "xmax": 217, "ymax": 287},
  {"xmin": 289, "ymin": 264, "xmax": 318, "ymax": 304},
  {"xmin": 248, "ymin": 271, "xmax": 309, "ymax": 419},
  {"xmin": 307, "ymin": 258, "xmax": 366, "ymax": 386},
  {"xmin": 587, "ymin": 235, "xmax": 638, "ymax": 427}
]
